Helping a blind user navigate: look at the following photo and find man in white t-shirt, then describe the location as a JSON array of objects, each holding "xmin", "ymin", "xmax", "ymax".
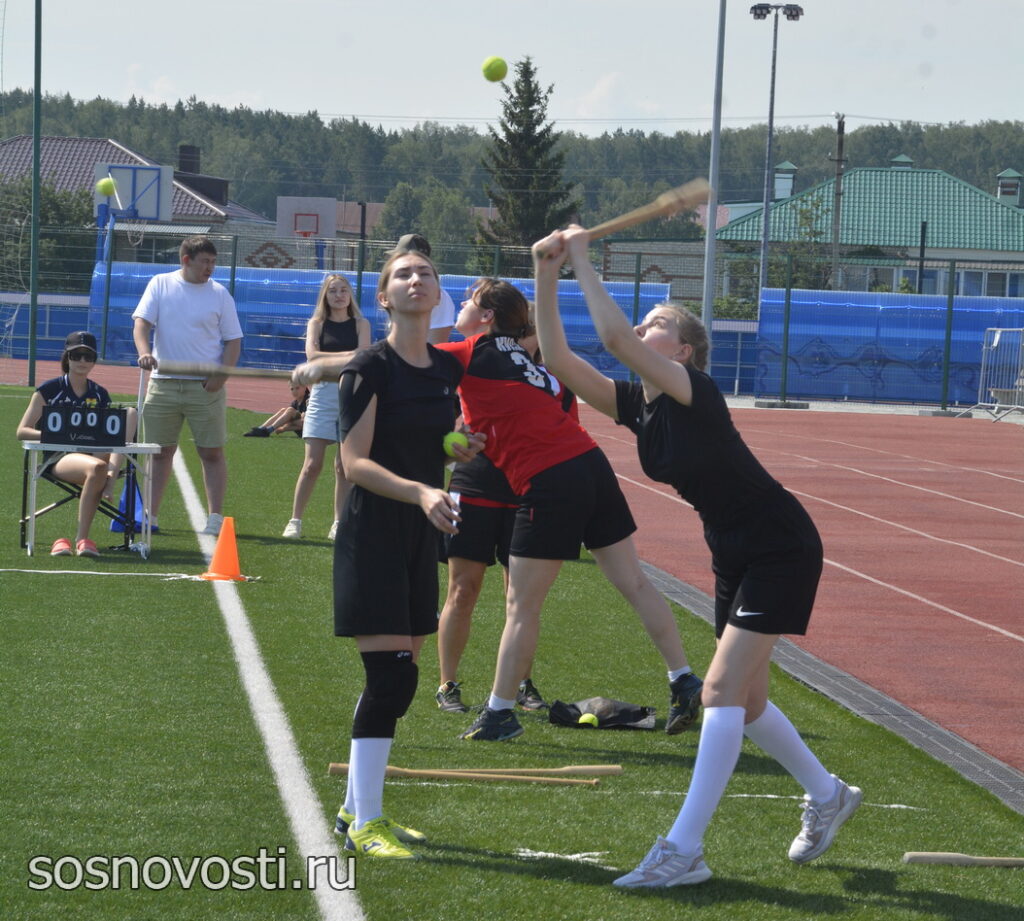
[
  {"xmin": 387, "ymin": 233, "xmax": 455, "ymax": 343},
  {"xmin": 133, "ymin": 236, "xmax": 243, "ymax": 536}
]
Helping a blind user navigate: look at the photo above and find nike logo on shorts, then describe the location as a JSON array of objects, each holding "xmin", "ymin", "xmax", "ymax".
[{"xmin": 735, "ymin": 607, "xmax": 765, "ymax": 618}]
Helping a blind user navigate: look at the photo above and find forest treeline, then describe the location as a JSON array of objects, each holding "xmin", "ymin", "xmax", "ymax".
[{"xmin": 2, "ymin": 89, "xmax": 1022, "ymax": 234}]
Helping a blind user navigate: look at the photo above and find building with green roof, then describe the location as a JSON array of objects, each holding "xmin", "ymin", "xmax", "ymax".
[{"xmin": 716, "ymin": 156, "xmax": 1024, "ymax": 299}]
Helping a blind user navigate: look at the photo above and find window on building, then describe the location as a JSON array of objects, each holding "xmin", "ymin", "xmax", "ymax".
[
  {"xmin": 962, "ymin": 271, "xmax": 984, "ymax": 296},
  {"xmin": 986, "ymin": 272, "xmax": 1007, "ymax": 297}
]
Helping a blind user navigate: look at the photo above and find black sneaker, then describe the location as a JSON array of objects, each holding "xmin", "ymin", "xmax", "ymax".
[
  {"xmin": 243, "ymin": 427, "xmax": 271, "ymax": 437},
  {"xmin": 459, "ymin": 707, "xmax": 524, "ymax": 741},
  {"xmin": 666, "ymin": 673, "xmax": 703, "ymax": 735},
  {"xmin": 436, "ymin": 681, "xmax": 469, "ymax": 713},
  {"xmin": 516, "ymin": 678, "xmax": 548, "ymax": 711}
]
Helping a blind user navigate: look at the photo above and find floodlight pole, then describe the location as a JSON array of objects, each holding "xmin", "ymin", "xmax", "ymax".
[
  {"xmin": 700, "ymin": 0, "xmax": 728, "ymax": 371},
  {"xmin": 752, "ymin": 4, "xmax": 803, "ymax": 296},
  {"xmin": 28, "ymin": 0, "xmax": 42, "ymax": 386}
]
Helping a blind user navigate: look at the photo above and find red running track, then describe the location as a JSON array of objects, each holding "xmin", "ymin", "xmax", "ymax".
[{"xmin": 582, "ymin": 404, "xmax": 1024, "ymax": 773}]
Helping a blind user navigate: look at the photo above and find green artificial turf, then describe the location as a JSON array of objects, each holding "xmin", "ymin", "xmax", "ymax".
[{"xmin": 1, "ymin": 385, "xmax": 1020, "ymax": 921}]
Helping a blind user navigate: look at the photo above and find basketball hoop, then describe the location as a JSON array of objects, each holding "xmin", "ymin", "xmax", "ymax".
[
  {"xmin": 124, "ymin": 217, "xmax": 146, "ymax": 247},
  {"xmin": 295, "ymin": 230, "xmax": 314, "ymax": 239}
]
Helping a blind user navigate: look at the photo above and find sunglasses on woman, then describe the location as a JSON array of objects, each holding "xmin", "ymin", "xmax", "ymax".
[{"xmin": 68, "ymin": 351, "xmax": 96, "ymax": 362}]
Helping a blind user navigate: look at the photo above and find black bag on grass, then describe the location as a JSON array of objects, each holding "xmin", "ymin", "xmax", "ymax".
[{"xmin": 548, "ymin": 696, "xmax": 656, "ymax": 730}]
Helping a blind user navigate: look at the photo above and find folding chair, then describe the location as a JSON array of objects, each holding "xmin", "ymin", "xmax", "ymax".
[{"xmin": 19, "ymin": 451, "xmax": 142, "ymax": 552}]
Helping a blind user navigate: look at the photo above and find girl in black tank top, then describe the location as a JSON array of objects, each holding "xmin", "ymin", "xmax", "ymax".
[{"xmin": 282, "ymin": 274, "xmax": 370, "ymax": 540}]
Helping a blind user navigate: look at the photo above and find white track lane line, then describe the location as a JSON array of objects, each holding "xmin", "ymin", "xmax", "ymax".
[
  {"xmin": 741, "ymin": 427, "xmax": 1024, "ymax": 486},
  {"xmin": 614, "ymin": 474, "xmax": 1024, "ymax": 643},
  {"xmin": 174, "ymin": 453, "xmax": 363, "ymax": 921},
  {"xmin": 755, "ymin": 447, "xmax": 1024, "ymax": 520}
]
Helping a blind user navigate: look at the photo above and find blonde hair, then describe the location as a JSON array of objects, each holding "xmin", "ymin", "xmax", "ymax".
[
  {"xmin": 659, "ymin": 301, "xmax": 710, "ymax": 371},
  {"xmin": 312, "ymin": 274, "xmax": 361, "ymax": 323}
]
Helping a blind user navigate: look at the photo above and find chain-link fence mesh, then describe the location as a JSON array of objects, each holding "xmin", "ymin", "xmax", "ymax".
[{"xmin": 4, "ymin": 226, "xmax": 1024, "ymax": 413}]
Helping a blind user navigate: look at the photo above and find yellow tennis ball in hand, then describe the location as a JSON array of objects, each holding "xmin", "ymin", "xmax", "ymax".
[
  {"xmin": 443, "ymin": 431, "xmax": 469, "ymax": 457},
  {"xmin": 482, "ymin": 56, "xmax": 508, "ymax": 83},
  {"xmin": 96, "ymin": 177, "xmax": 116, "ymax": 197},
  {"xmin": 578, "ymin": 713, "xmax": 599, "ymax": 727}
]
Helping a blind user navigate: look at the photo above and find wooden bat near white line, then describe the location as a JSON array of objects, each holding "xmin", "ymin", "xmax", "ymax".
[
  {"xmin": 327, "ymin": 763, "xmax": 600, "ymax": 787},
  {"xmin": 903, "ymin": 851, "xmax": 1024, "ymax": 867},
  {"xmin": 430, "ymin": 764, "xmax": 623, "ymax": 776}
]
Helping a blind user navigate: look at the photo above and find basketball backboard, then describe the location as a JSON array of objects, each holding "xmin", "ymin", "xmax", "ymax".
[
  {"xmin": 94, "ymin": 163, "xmax": 174, "ymax": 222},
  {"xmin": 276, "ymin": 197, "xmax": 338, "ymax": 239}
]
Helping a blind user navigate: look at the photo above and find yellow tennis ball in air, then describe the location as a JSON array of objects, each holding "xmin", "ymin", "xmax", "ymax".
[
  {"xmin": 96, "ymin": 177, "xmax": 116, "ymax": 197},
  {"xmin": 578, "ymin": 713, "xmax": 599, "ymax": 727},
  {"xmin": 482, "ymin": 56, "xmax": 508, "ymax": 83},
  {"xmin": 443, "ymin": 431, "xmax": 469, "ymax": 457}
]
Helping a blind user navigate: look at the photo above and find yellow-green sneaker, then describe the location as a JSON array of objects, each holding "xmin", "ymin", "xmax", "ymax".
[
  {"xmin": 343, "ymin": 817, "xmax": 417, "ymax": 859},
  {"xmin": 336, "ymin": 808, "xmax": 427, "ymax": 846}
]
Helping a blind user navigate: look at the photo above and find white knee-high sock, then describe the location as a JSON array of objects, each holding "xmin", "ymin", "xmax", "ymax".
[
  {"xmin": 343, "ymin": 737, "xmax": 393, "ymax": 829},
  {"xmin": 665, "ymin": 706, "xmax": 746, "ymax": 854},
  {"xmin": 743, "ymin": 701, "xmax": 835, "ymax": 802}
]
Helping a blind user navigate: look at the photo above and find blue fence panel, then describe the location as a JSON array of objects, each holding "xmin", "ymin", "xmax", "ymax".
[
  {"xmin": 87, "ymin": 263, "xmax": 671, "ymax": 379},
  {"xmin": 756, "ymin": 289, "xmax": 1024, "ymax": 403}
]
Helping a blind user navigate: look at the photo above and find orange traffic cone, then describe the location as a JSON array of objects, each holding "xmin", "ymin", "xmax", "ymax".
[{"xmin": 201, "ymin": 516, "xmax": 245, "ymax": 581}]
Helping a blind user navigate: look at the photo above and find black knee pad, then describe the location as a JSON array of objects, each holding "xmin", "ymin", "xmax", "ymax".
[{"xmin": 351, "ymin": 650, "xmax": 419, "ymax": 739}]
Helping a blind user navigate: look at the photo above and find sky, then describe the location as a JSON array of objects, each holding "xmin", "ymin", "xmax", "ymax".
[{"xmin": 2, "ymin": 0, "xmax": 1020, "ymax": 138}]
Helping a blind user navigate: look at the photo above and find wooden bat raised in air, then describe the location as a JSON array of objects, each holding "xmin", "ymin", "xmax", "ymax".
[
  {"xmin": 585, "ymin": 178, "xmax": 710, "ymax": 242},
  {"xmin": 327, "ymin": 763, "xmax": 600, "ymax": 787},
  {"xmin": 536, "ymin": 178, "xmax": 710, "ymax": 255},
  {"xmin": 903, "ymin": 852, "xmax": 1024, "ymax": 867}
]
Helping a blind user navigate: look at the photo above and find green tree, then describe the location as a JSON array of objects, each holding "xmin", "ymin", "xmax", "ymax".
[
  {"xmin": 0, "ymin": 177, "xmax": 95, "ymax": 293},
  {"xmin": 479, "ymin": 57, "xmax": 579, "ymax": 271}
]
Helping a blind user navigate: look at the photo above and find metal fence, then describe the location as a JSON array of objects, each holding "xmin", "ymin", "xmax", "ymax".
[{"xmin": 5, "ymin": 226, "xmax": 1024, "ymax": 412}]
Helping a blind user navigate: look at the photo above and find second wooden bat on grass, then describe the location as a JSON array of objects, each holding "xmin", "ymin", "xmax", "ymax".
[
  {"xmin": 903, "ymin": 851, "xmax": 1024, "ymax": 867},
  {"xmin": 327, "ymin": 763, "xmax": 600, "ymax": 786}
]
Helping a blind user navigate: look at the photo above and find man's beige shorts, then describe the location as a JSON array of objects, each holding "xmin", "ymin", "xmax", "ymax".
[{"xmin": 142, "ymin": 378, "xmax": 227, "ymax": 448}]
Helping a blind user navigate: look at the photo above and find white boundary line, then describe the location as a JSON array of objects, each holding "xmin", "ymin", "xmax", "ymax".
[{"xmin": 174, "ymin": 453, "xmax": 363, "ymax": 921}]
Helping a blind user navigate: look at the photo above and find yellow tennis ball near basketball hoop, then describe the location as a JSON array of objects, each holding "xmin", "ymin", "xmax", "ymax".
[
  {"xmin": 482, "ymin": 56, "xmax": 508, "ymax": 82},
  {"xmin": 96, "ymin": 177, "xmax": 116, "ymax": 197},
  {"xmin": 578, "ymin": 713, "xmax": 599, "ymax": 727},
  {"xmin": 443, "ymin": 431, "xmax": 469, "ymax": 457}
]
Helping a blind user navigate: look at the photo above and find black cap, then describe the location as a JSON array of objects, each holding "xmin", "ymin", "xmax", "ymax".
[
  {"xmin": 63, "ymin": 331, "xmax": 98, "ymax": 354},
  {"xmin": 386, "ymin": 233, "xmax": 431, "ymax": 258}
]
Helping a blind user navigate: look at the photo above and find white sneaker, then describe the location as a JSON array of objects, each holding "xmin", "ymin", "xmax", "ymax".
[
  {"xmin": 282, "ymin": 518, "xmax": 302, "ymax": 538},
  {"xmin": 613, "ymin": 837, "xmax": 712, "ymax": 888},
  {"xmin": 327, "ymin": 520, "xmax": 339, "ymax": 541},
  {"xmin": 203, "ymin": 512, "xmax": 224, "ymax": 537},
  {"xmin": 788, "ymin": 774, "xmax": 862, "ymax": 864}
]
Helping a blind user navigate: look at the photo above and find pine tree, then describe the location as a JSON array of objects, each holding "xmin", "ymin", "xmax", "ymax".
[{"xmin": 479, "ymin": 57, "xmax": 579, "ymax": 257}]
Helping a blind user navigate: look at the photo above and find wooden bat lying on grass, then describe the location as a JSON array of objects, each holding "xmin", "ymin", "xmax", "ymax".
[
  {"xmin": 903, "ymin": 851, "xmax": 1024, "ymax": 867},
  {"xmin": 327, "ymin": 763, "xmax": 610, "ymax": 786}
]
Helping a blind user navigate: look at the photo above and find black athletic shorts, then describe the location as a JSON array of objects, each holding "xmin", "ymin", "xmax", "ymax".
[
  {"xmin": 333, "ymin": 486, "xmax": 440, "ymax": 637},
  {"xmin": 707, "ymin": 487, "xmax": 823, "ymax": 638},
  {"xmin": 511, "ymin": 448, "xmax": 636, "ymax": 560},
  {"xmin": 441, "ymin": 498, "xmax": 517, "ymax": 567}
]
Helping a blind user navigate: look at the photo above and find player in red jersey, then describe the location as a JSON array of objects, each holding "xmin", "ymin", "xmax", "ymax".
[{"xmin": 436, "ymin": 278, "xmax": 703, "ymax": 741}]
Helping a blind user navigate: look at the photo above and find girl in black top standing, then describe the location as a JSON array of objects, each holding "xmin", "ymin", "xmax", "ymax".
[
  {"xmin": 323, "ymin": 250, "xmax": 481, "ymax": 859},
  {"xmin": 283, "ymin": 274, "xmax": 370, "ymax": 540},
  {"xmin": 533, "ymin": 227, "xmax": 861, "ymax": 888}
]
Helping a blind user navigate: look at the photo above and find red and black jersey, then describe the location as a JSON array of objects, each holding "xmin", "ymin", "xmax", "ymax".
[{"xmin": 437, "ymin": 333, "xmax": 595, "ymax": 495}]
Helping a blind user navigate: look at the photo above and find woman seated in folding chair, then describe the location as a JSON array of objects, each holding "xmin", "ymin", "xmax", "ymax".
[{"xmin": 15, "ymin": 331, "xmax": 137, "ymax": 558}]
